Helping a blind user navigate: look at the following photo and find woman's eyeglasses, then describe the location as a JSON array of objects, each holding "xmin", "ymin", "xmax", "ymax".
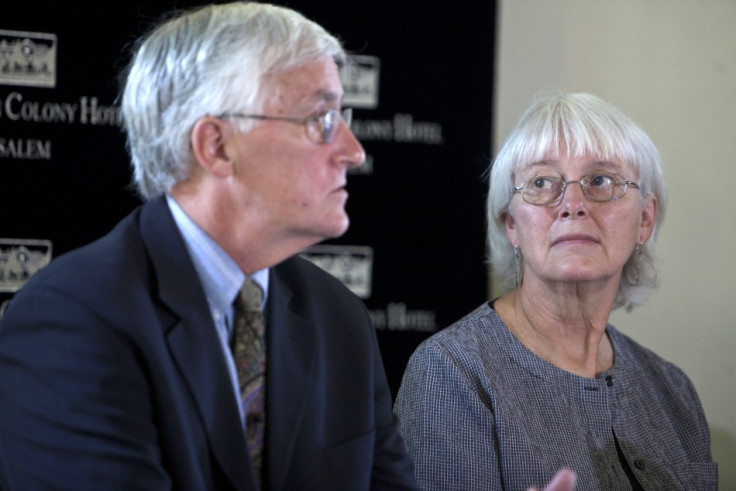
[{"xmin": 513, "ymin": 173, "xmax": 640, "ymax": 206}]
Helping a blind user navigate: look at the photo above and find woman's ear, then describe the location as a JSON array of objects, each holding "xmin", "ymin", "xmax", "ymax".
[
  {"xmin": 503, "ymin": 210, "xmax": 518, "ymax": 247},
  {"xmin": 638, "ymin": 194, "xmax": 658, "ymax": 244},
  {"xmin": 190, "ymin": 116, "xmax": 235, "ymax": 178}
]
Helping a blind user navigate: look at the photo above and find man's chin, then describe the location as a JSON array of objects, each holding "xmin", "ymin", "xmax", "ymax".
[
  {"xmin": 301, "ymin": 216, "xmax": 350, "ymax": 247},
  {"xmin": 324, "ymin": 211, "xmax": 351, "ymax": 238}
]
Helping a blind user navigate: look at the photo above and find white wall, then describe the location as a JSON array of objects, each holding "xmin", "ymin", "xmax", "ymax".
[{"xmin": 494, "ymin": 1, "xmax": 736, "ymax": 488}]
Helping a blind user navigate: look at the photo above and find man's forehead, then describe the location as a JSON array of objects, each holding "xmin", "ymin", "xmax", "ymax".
[{"xmin": 267, "ymin": 61, "xmax": 344, "ymax": 108}]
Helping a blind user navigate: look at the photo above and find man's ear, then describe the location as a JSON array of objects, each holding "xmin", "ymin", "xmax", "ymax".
[{"xmin": 190, "ymin": 116, "xmax": 235, "ymax": 178}]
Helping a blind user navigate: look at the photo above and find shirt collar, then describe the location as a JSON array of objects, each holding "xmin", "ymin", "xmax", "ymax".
[{"xmin": 166, "ymin": 195, "xmax": 268, "ymax": 312}]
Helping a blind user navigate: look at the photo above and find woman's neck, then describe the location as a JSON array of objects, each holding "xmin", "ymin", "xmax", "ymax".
[{"xmin": 494, "ymin": 283, "xmax": 615, "ymax": 378}]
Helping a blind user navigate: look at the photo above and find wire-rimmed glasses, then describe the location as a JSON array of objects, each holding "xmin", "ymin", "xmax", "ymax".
[
  {"xmin": 513, "ymin": 173, "xmax": 640, "ymax": 206},
  {"xmin": 217, "ymin": 108, "xmax": 353, "ymax": 144}
]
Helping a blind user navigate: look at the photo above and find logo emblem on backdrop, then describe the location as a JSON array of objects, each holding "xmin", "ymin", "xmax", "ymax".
[
  {"xmin": 340, "ymin": 55, "xmax": 380, "ymax": 110},
  {"xmin": 0, "ymin": 238, "xmax": 52, "ymax": 292},
  {"xmin": 301, "ymin": 245, "xmax": 373, "ymax": 298},
  {"xmin": 0, "ymin": 29, "xmax": 57, "ymax": 88}
]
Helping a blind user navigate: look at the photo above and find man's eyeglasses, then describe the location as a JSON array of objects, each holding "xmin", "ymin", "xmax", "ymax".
[
  {"xmin": 217, "ymin": 108, "xmax": 353, "ymax": 144},
  {"xmin": 513, "ymin": 173, "xmax": 640, "ymax": 206}
]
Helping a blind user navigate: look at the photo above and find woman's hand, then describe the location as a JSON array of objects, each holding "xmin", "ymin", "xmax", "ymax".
[{"xmin": 527, "ymin": 468, "xmax": 577, "ymax": 491}]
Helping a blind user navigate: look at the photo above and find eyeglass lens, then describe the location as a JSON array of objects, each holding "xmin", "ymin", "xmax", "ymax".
[{"xmin": 319, "ymin": 108, "xmax": 352, "ymax": 143}]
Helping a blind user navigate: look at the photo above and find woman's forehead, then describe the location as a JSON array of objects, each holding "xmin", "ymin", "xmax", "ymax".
[{"xmin": 517, "ymin": 155, "xmax": 628, "ymax": 172}]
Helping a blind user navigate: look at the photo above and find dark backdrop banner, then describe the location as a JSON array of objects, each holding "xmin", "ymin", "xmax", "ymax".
[{"xmin": 0, "ymin": 1, "xmax": 495, "ymax": 397}]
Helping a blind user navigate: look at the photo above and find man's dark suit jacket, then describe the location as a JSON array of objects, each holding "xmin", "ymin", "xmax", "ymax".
[{"xmin": 0, "ymin": 197, "xmax": 417, "ymax": 490}]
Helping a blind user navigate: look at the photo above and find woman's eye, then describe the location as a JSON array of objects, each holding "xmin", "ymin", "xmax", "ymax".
[{"xmin": 590, "ymin": 174, "xmax": 614, "ymax": 187}]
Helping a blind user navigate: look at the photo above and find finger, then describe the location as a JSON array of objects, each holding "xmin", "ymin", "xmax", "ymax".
[{"xmin": 544, "ymin": 468, "xmax": 577, "ymax": 491}]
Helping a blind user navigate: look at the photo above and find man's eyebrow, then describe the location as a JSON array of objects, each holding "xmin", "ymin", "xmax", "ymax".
[
  {"xmin": 311, "ymin": 89, "xmax": 341, "ymax": 103},
  {"xmin": 294, "ymin": 90, "xmax": 341, "ymax": 113}
]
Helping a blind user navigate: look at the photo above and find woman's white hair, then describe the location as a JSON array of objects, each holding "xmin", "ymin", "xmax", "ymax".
[
  {"xmin": 487, "ymin": 91, "xmax": 667, "ymax": 311},
  {"xmin": 120, "ymin": 2, "xmax": 345, "ymax": 200}
]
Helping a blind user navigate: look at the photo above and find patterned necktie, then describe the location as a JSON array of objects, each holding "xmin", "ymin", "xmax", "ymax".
[{"xmin": 231, "ymin": 277, "xmax": 267, "ymax": 485}]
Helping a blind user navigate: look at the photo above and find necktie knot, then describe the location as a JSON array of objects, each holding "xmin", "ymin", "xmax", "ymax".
[{"xmin": 239, "ymin": 277, "xmax": 264, "ymax": 313}]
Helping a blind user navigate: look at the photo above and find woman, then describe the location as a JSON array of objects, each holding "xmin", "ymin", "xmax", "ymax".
[{"xmin": 394, "ymin": 92, "xmax": 717, "ymax": 490}]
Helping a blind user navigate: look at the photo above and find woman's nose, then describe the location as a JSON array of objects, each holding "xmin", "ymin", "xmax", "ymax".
[{"xmin": 558, "ymin": 181, "xmax": 588, "ymax": 218}]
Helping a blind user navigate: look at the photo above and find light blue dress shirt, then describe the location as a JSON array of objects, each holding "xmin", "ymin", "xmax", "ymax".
[{"xmin": 166, "ymin": 195, "xmax": 268, "ymax": 425}]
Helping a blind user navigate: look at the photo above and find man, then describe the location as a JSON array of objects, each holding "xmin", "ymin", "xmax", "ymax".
[{"xmin": 0, "ymin": 3, "xmax": 417, "ymax": 489}]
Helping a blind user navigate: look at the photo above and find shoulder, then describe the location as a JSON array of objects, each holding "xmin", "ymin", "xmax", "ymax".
[
  {"xmin": 273, "ymin": 254, "xmax": 364, "ymax": 305},
  {"xmin": 395, "ymin": 304, "xmax": 507, "ymax": 433},
  {"xmin": 0, "ymin": 205, "xmax": 157, "ymax": 355},
  {"xmin": 413, "ymin": 303, "xmax": 504, "ymax": 360},
  {"xmin": 13, "ymin": 207, "xmax": 146, "ymax": 296},
  {"xmin": 3, "ymin": 201, "xmax": 175, "ymax": 322},
  {"xmin": 402, "ymin": 303, "xmax": 513, "ymax": 389},
  {"xmin": 607, "ymin": 325, "xmax": 700, "ymax": 397},
  {"xmin": 608, "ymin": 326, "xmax": 688, "ymax": 377},
  {"xmin": 270, "ymin": 255, "xmax": 372, "ymax": 335}
]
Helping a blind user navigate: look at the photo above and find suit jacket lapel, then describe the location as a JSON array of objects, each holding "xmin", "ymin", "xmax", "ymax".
[
  {"xmin": 139, "ymin": 198, "xmax": 254, "ymax": 490},
  {"xmin": 266, "ymin": 261, "xmax": 317, "ymax": 490}
]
